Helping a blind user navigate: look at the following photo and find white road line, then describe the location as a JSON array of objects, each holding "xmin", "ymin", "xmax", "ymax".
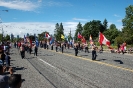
[{"xmin": 38, "ymin": 57, "xmax": 56, "ymax": 69}]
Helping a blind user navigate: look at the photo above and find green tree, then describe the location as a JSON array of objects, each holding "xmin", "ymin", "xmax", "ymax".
[
  {"xmin": 122, "ymin": 5, "xmax": 133, "ymax": 44},
  {"xmin": 103, "ymin": 19, "xmax": 108, "ymax": 31},
  {"xmin": 82, "ymin": 20, "xmax": 103, "ymax": 41},
  {"xmin": 104, "ymin": 24, "xmax": 120, "ymax": 44},
  {"xmin": 54, "ymin": 23, "xmax": 60, "ymax": 39},
  {"xmin": 67, "ymin": 29, "xmax": 72, "ymax": 42},
  {"xmin": 54, "ymin": 23, "xmax": 64, "ymax": 41},
  {"xmin": 38, "ymin": 31, "xmax": 49, "ymax": 41},
  {"xmin": 74, "ymin": 22, "xmax": 83, "ymax": 41},
  {"xmin": 4, "ymin": 34, "xmax": 10, "ymax": 41}
]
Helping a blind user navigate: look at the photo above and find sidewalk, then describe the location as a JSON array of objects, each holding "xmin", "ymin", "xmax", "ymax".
[{"xmin": 9, "ymin": 48, "xmax": 54, "ymax": 88}]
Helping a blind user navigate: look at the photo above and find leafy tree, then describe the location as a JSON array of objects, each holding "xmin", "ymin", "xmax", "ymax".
[
  {"xmin": 122, "ymin": 5, "xmax": 133, "ymax": 44},
  {"xmin": 104, "ymin": 24, "xmax": 120, "ymax": 44},
  {"xmin": 4, "ymin": 34, "xmax": 10, "ymax": 41},
  {"xmin": 82, "ymin": 20, "xmax": 103, "ymax": 41},
  {"xmin": 38, "ymin": 31, "xmax": 49, "ymax": 41},
  {"xmin": 74, "ymin": 22, "xmax": 83, "ymax": 41}
]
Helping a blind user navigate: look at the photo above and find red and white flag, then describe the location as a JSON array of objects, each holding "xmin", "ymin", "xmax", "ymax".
[
  {"xmin": 46, "ymin": 33, "xmax": 51, "ymax": 38},
  {"xmin": 99, "ymin": 32, "xmax": 110, "ymax": 47},
  {"xmin": 81, "ymin": 36, "xmax": 86, "ymax": 43},
  {"xmin": 77, "ymin": 32, "xmax": 82, "ymax": 39}
]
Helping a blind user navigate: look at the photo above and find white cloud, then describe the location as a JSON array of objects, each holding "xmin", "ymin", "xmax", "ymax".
[
  {"xmin": 43, "ymin": 1, "xmax": 73, "ymax": 7},
  {"xmin": 73, "ymin": 18, "xmax": 88, "ymax": 22},
  {"xmin": 114, "ymin": 14, "xmax": 121, "ymax": 17},
  {"xmin": 117, "ymin": 19, "xmax": 122, "ymax": 22},
  {"xmin": 0, "ymin": 0, "xmax": 40, "ymax": 11},
  {"xmin": 2, "ymin": 22, "xmax": 78, "ymax": 37}
]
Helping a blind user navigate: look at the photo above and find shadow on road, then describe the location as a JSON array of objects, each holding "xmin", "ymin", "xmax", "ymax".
[
  {"xmin": 96, "ymin": 59, "xmax": 106, "ymax": 61},
  {"xmin": 114, "ymin": 60, "xmax": 124, "ymax": 64}
]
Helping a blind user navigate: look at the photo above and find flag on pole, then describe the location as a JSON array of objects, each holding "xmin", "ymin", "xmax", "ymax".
[
  {"xmin": 24, "ymin": 35, "xmax": 26, "ymax": 43},
  {"xmin": 50, "ymin": 37, "xmax": 55, "ymax": 45},
  {"xmin": 45, "ymin": 33, "xmax": 51, "ymax": 39},
  {"xmin": 61, "ymin": 34, "xmax": 64, "ymax": 39},
  {"xmin": 81, "ymin": 36, "xmax": 86, "ymax": 43},
  {"xmin": 77, "ymin": 32, "xmax": 82, "ymax": 39},
  {"xmin": 99, "ymin": 32, "xmax": 110, "ymax": 47}
]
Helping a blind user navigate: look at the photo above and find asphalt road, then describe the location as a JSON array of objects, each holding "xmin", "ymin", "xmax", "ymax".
[{"xmin": 24, "ymin": 46, "xmax": 133, "ymax": 88}]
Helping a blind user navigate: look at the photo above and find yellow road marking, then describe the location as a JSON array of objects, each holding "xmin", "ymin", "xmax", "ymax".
[{"xmin": 43, "ymin": 49, "xmax": 133, "ymax": 73}]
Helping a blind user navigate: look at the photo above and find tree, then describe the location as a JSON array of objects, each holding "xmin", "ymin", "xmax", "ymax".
[
  {"xmin": 122, "ymin": 5, "xmax": 133, "ymax": 44},
  {"xmin": 103, "ymin": 19, "xmax": 108, "ymax": 31},
  {"xmin": 74, "ymin": 22, "xmax": 83, "ymax": 41},
  {"xmin": 54, "ymin": 23, "xmax": 64, "ymax": 41},
  {"xmin": 104, "ymin": 24, "xmax": 120, "ymax": 44},
  {"xmin": 4, "ymin": 34, "xmax": 10, "ymax": 41},
  {"xmin": 54, "ymin": 23, "xmax": 59, "ymax": 38},
  {"xmin": 82, "ymin": 20, "xmax": 103, "ymax": 41}
]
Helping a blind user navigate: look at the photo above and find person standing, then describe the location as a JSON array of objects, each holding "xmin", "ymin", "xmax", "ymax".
[
  {"xmin": 61, "ymin": 43, "xmax": 64, "ymax": 53},
  {"xmin": 74, "ymin": 44, "xmax": 78, "ymax": 56},
  {"xmin": 51, "ymin": 43, "xmax": 53, "ymax": 50},
  {"xmin": 85, "ymin": 43, "xmax": 89, "ymax": 53},
  {"xmin": 29, "ymin": 46, "xmax": 32, "ymax": 54},
  {"xmin": 92, "ymin": 47, "xmax": 97, "ymax": 60},
  {"xmin": 1, "ymin": 50, "xmax": 5, "ymax": 65},
  {"xmin": 55, "ymin": 42, "xmax": 58, "ymax": 52},
  {"xmin": 20, "ymin": 45, "xmax": 25, "ymax": 59},
  {"xmin": 5, "ymin": 52, "xmax": 11, "ymax": 67}
]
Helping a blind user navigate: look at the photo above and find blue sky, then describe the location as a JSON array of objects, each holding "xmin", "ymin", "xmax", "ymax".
[{"xmin": 0, "ymin": 0, "xmax": 132, "ymax": 37}]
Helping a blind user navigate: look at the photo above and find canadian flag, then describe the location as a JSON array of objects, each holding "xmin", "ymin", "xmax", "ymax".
[
  {"xmin": 99, "ymin": 32, "xmax": 110, "ymax": 47},
  {"xmin": 78, "ymin": 32, "xmax": 83, "ymax": 39},
  {"xmin": 81, "ymin": 36, "xmax": 86, "ymax": 43},
  {"xmin": 46, "ymin": 33, "xmax": 51, "ymax": 38}
]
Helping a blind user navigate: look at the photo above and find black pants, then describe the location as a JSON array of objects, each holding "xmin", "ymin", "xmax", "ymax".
[
  {"xmin": 51, "ymin": 45, "xmax": 53, "ymax": 50},
  {"xmin": 92, "ymin": 50, "xmax": 96, "ymax": 60},
  {"xmin": 56, "ymin": 47, "xmax": 58, "ymax": 52},
  {"xmin": 85, "ymin": 47, "xmax": 89, "ymax": 53},
  {"xmin": 21, "ymin": 51, "xmax": 25, "ymax": 59},
  {"xmin": 34, "ymin": 51, "xmax": 37, "ymax": 56},
  {"xmin": 62, "ymin": 47, "xmax": 64, "ymax": 53}
]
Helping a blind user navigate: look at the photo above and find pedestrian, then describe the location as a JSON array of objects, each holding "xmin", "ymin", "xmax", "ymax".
[
  {"xmin": 5, "ymin": 52, "xmax": 11, "ymax": 68},
  {"xmin": 92, "ymin": 47, "xmax": 97, "ymax": 60},
  {"xmin": 20, "ymin": 45, "xmax": 25, "ymax": 59},
  {"xmin": 74, "ymin": 44, "xmax": 78, "ymax": 56},
  {"xmin": 51, "ymin": 43, "xmax": 53, "ymax": 50},
  {"xmin": 1, "ymin": 50, "xmax": 5, "ymax": 66},
  {"xmin": 85, "ymin": 43, "xmax": 89, "ymax": 53},
  {"xmin": 29, "ymin": 46, "xmax": 32, "ymax": 54},
  {"xmin": 55, "ymin": 42, "xmax": 58, "ymax": 52},
  {"xmin": 61, "ymin": 43, "xmax": 64, "ymax": 53}
]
